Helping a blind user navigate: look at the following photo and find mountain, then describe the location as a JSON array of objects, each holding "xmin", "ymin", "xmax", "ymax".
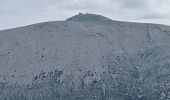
[{"xmin": 0, "ymin": 13, "xmax": 170, "ymax": 100}]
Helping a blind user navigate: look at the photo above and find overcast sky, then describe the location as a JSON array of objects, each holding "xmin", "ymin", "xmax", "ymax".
[{"xmin": 0, "ymin": 0, "xmax": 170, "ymax": 30}]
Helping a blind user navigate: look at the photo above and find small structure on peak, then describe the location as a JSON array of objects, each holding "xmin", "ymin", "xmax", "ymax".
[{"xmin": 78, "ymin": 12, "xmax": 83, "ymax": 16}]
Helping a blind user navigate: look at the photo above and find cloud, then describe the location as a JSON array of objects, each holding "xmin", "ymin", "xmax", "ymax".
[
  {"xmin": 0, "ymin": 0, "xmax": 170, "ymax": 30},
  {"xmin": 119, "ymin": 0, "xmax": 148, "ymax": 9}
]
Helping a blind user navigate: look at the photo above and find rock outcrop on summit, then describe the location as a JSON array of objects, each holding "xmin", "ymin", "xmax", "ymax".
[
  {"xmin": 0, "ymin": 13, "xmax": 170, "ymax": 100},
  {"xmin": 66, "ymin": 13, "xmax": 112, "ymax": 21}
]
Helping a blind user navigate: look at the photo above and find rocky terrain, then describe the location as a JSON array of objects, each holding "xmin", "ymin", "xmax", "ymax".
[{"xmin": 0, "ymin": 13, "xmax": 170, "ymax": 100}]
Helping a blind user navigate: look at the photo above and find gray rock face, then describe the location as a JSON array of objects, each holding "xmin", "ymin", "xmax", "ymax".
[{"xmin": 0, "ymin": 14, "xmax": 170, "ymax": 100}]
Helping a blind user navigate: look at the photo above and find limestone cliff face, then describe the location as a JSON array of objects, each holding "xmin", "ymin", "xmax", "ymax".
[{"xmin": 0, "ymin": 13, "xmax": 170, "ymax": 100}]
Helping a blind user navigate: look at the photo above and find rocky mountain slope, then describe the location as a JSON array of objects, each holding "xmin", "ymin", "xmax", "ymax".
[{"xmin": 0, "ymin": 13, "xmax": 170, "ymax": 100}]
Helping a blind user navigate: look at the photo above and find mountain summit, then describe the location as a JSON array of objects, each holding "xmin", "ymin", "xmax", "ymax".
[
  {"xmin": 66, "ymin": 13, "xmax": 112, "ymax": 21},
  {"xmin": 0, "ymin": 14, "xmax": 170, "ymax": 100}
]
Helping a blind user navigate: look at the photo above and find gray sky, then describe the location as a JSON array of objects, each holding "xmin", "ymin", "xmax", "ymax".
[{"xmin": 0, "ymin": 0, "xmax": 170, "ymax": 30}]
